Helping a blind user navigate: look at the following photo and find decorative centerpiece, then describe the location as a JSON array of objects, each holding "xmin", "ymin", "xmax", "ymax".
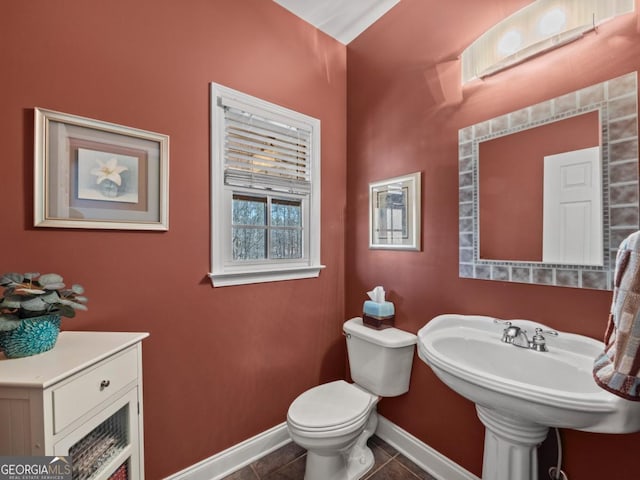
[{"xmin": 0, "ymin": 272, "xmax": 88, "ymax": 358}]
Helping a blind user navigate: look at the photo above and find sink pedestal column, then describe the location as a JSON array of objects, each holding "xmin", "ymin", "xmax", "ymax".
[{"xmin": 476, "ymin": 405, "xmax": 549, "ymax": 480}]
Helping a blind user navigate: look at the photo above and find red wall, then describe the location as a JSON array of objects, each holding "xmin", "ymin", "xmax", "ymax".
[
  {"xmin": 479, "ymin": 111, "xmax": 600, "ymax": 261},
  {"xmin": 347, "ymin": 1, "xmax": 640, "ymax": 479},
  {"xmin": 1, "ymin": 1, "xmax": 346, "ymax": 478},
  {"xmin": 5, "ymin": 0, "xmax": 640, "ymax": 478}
]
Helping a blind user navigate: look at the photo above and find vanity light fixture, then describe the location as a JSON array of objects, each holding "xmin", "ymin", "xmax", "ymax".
[{"xmin": 461, "ymin": 0, "xmax": 635, "ymax": 83}]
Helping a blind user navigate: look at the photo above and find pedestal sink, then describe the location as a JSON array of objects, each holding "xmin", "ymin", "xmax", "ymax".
[{"xmin": 417, "ymin": 314, "xmax": 640, "ymax": 480}]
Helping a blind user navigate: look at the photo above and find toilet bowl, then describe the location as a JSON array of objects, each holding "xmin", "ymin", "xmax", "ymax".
[
  {"xmin": 286, "ymin": 318, "xmax": 417, "ymax": 480},
  {"xmin": 287, "ymin": 381, "xmax": 379, "ymax": 480}
]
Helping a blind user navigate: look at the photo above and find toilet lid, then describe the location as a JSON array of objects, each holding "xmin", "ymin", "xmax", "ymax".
[{"xmin": 288, "ymin": 380, "xmax": 375, "ymax": 430}]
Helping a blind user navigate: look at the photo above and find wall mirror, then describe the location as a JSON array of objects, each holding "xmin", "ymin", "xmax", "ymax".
[{"xmin": 459, "ymin": 72, "xmax": 638, "ymax": 290}]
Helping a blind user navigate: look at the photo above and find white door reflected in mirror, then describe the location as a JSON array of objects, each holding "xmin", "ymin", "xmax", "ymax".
[{"xmin": 542, "ymin": 146, "xmax": 603, "ymax": 265}]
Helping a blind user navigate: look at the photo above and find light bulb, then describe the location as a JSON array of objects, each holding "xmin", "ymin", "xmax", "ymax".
[
  {"xmin": 538, "ymin": 7, "xmax": 567, "ymax": 36},
  {"xmin": 497, "ymin": 30, "xmax": 523, "ymax": 56}
]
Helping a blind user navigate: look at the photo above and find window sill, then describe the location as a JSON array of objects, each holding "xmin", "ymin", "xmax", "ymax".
[{"xmin": 208, "ymin": 264, "xmax": 325, "ymax": 287}]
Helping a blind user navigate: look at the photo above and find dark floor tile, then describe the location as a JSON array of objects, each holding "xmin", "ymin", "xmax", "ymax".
[
  {"xmin": 262, "ymin": 454, "xmax": 306, "ymax": 480},
  {"xmin": 252, "ymin": 442, "xmax": 306, "ymax": 478},
  {"xmin": 366, "ymin": 458, "xmax": 421, "ymax": 480},
  {"xmin": 222, "ymin": 465, "xmax": 259, "ymax": 480},
  {"xmin": 368, "ymin": 440, "xmax": 395, "ymax": 473},
  {"xmin": 223, "ymin": 436, "xmax": 435, "ymax": 480},
  {"xmin": 395, "ymin": 455, "xmax": 438, "ymax": 480},
  {"xmin": 368, "ymin": 435, "xmax": 398, "ymax": 457}
]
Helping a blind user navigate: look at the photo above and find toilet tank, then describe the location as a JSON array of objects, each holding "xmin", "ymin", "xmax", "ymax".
[{"xmin": 343, "ymin": 317, "xmax": 417, "ymax": 397}]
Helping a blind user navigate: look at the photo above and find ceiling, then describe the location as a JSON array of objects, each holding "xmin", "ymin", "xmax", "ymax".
[{"xmin": 272, "ymin": 0, "xmax": 400, "ymax": 44}]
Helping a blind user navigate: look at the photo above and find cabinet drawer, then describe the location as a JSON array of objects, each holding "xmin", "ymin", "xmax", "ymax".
[{"xmin": 52, "ymin": 348, "xmax": 138, "ymax": 433}]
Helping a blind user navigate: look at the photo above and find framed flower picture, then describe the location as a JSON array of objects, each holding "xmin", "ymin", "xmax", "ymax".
[
  {"xmin": 369, "ymin": 172, "xmax": 421, "ymax": 250},
  {"xmin": 34, "ymin": 108, "xmax": 169, "ymax": 230}
]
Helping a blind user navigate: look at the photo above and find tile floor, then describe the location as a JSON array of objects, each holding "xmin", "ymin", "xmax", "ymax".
[{"xmin": 222, "ymin": 435, "xmax": 437, "ymax": 480}]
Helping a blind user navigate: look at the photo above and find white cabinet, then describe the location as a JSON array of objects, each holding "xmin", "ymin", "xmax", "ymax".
[{"xmin": 0, "ymin": 331, "xmax": 148, "ymax": 480}]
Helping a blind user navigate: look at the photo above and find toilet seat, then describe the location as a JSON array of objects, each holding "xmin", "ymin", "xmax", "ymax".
[{"xmin": 287, "ymin": 380, "xmax": 376, "ymax": 433}]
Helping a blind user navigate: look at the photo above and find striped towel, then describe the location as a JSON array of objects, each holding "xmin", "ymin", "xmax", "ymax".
[{"xmin": 593, "ymin": 231, "xmax": 640, "ymax": 401}]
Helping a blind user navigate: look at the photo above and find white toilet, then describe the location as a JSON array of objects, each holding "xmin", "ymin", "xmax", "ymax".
[{"xmin": 287, "ymin": 317, "xmax": 417, "ymax": 480}]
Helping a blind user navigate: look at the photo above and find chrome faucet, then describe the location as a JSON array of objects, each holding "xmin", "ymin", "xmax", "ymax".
[
  {"xmin": 504, "ymin": 325, "xmax": 530, "ymax": 347},
  {"xmin": 494, "ymin": 320, "xmax": 558, "ymax": 352}
]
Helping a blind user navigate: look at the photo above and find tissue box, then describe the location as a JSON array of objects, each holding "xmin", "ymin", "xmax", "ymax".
[{"xmin": 363, "ymin": 300, "xmax": 395, "ymax": 330}]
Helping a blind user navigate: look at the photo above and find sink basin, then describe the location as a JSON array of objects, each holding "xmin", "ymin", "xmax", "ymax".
[
  {"xmin": 418, "ymin": 314, "xmax": 640, "ymax": 433},
  {"xmin": 417, "ymin": 314, "xmax": 640, "ymax": 480}
]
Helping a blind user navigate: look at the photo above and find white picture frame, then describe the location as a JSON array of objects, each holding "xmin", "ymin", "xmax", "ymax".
[{"xmin": 369, "ymin": 172, "xmax": 421, "ymax": 250}]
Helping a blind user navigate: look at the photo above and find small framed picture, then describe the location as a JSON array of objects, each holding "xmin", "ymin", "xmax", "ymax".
[
  {"xmin": 369, "ymin": 172, "xmax": 421, "ymax": 250},
  {"xmin": 34, "ymin": 108, "xmax": 169, "ymax": 230}
]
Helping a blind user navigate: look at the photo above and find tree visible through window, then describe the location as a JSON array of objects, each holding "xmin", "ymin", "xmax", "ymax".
[{"xmin": 232, "ymin": 194, "xmax": 302, "ymax": 260}]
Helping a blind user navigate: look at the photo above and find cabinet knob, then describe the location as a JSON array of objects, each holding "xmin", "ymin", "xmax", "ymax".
[{"xmin": 100, "ymin": 380, "xmax": 111, "ymax": 390}]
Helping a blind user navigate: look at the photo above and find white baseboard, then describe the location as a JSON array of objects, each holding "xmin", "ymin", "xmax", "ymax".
[
  {"xmin": 375, "ymin": 415, "xmax": 480, "ymax": 480},
  {"xmin": 164, "ymin": 415, "xmax": 479, "ymax": 480},
  {"xmin": 164, "ymin": 422, "xmax": 290, "ymax": 480}
]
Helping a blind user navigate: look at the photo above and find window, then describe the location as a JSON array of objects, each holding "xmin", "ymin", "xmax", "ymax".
[
  {"xmin": 232, "ymin": 195, "xmax": 302, "ymax": 260},
  {"xmin": 209, "ymin": 83, "xmax": 323, "ymax": 286}
]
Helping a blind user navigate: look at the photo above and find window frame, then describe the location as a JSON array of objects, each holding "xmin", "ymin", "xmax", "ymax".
[
  {"xmin": 228, "ymin": 189, "xmax": 307, "ymax": 263},
  {"xmin": 209, "ymin": 83, "xmax": 324, "ymax": 287}
]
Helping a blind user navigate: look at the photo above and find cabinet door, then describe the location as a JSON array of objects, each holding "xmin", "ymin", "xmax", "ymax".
[
  {"xmin": 0, "ymin": 387, "xmax": 45, "ymax": 455},
  {"xmin": 54, "ymin": 388, "xmax": 140, "ymax": 480}
]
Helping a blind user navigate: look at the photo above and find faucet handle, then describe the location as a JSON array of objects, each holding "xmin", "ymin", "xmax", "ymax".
[
  {"xmin": 534, "ymin": 327, "xmax": 558, "ymax": 337},
  {"xmin": 493, "ymin": 319, "xmax": 512, "ymax": 328},
  {"xmin": 530, "ymin": 328, "xmax": 558, "ymax": 352}
]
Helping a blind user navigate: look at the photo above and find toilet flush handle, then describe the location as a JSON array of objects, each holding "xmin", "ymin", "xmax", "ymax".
[{"xmin": 343, "ymin": 332, "xmax": 351, "ymax": 339}]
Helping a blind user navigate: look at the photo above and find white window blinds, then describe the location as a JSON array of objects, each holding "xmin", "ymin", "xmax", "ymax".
[{"xmin": 220, "ymin": 98, "xmax": 312, "ymax": 194}]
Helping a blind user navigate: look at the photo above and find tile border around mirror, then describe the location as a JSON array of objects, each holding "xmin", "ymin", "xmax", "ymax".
[{"xmin": 459, "ymin": 72, "xmax": 638, "ymax": 290}]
